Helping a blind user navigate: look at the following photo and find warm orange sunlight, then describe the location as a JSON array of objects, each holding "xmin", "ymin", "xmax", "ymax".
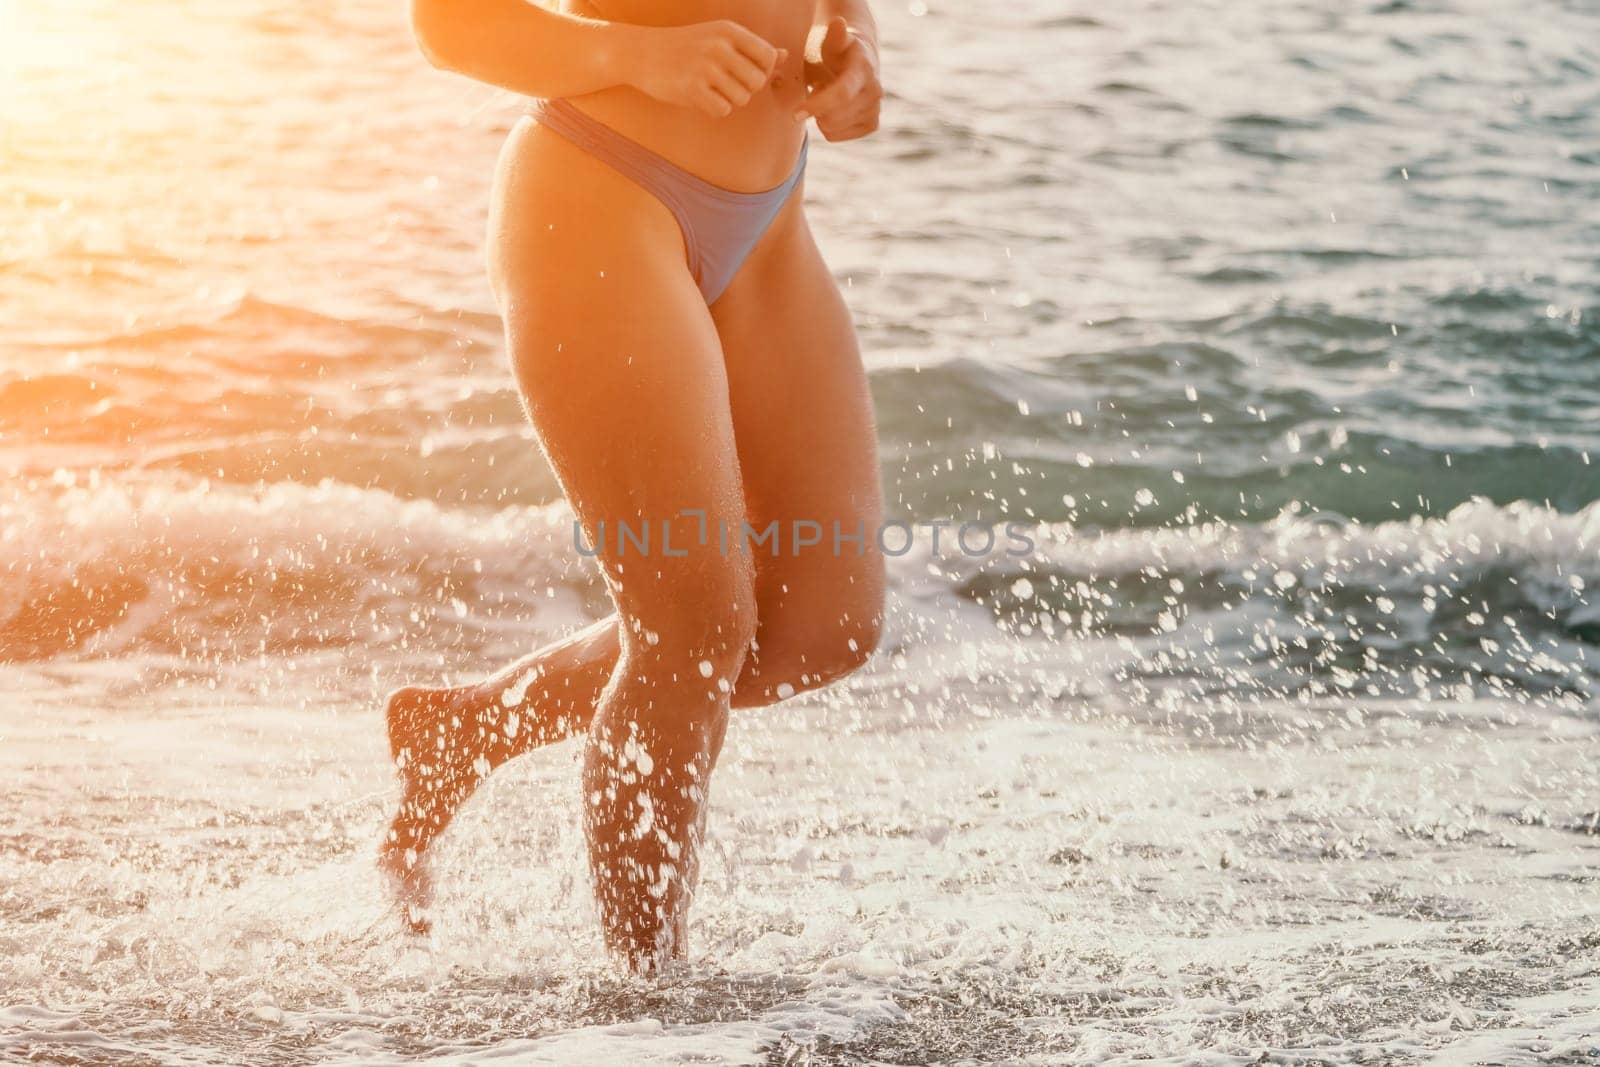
[
  {"xmin": 0, "ymin": 0, "xmax": 110, "ymax": 99},
  {"xmin": 5, "ymin": 0, "xmax": 1600, "ymax": 1061}
]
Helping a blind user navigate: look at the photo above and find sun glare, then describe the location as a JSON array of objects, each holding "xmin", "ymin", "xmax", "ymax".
[
  {"xmin": 0, "ymin": 0, "xmax": 55, "ymax": 78},
  {"xmin": 0, "ymin": 0, "xmax": 126, "ymax": 96}
]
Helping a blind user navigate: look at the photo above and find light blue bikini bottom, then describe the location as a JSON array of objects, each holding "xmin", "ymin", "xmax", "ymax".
[{"xmin": 529, "ymin": 98, "xmax": 808, "ymax": 304}]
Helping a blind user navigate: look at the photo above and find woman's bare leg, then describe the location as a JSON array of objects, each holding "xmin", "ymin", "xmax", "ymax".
[
  {"xmin": 382, "ymin": 192, "xmax": 884, "ymax": 949},
  {"xmin": 380, "ymin": 619, "xmax": 618, "ymax": 931},
  {"xmin": 712, "ymin": 191, "xmax": 886, "ymax": 702},
  {"xmin": 508, "ymin": 119, "xmax": 764, "ymax": 970},
  {"xmin": 384, "ymin": 120, "xmax": 757, "ymax": 969}
]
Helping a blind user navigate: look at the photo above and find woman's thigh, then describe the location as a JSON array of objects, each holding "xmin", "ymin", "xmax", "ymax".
[
  {"xmin": 710, "ymin": 196, "xmax": 886, "ymax": 681},
  {"xmin": 489, "ymin": 120, "xmax": 755, "ymax": 656}
]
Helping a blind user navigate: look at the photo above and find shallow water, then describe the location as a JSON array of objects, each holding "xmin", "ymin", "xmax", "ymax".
[{"xmin": 3, "ymin": 0, "xmax": 1600, "ymax": 1063}]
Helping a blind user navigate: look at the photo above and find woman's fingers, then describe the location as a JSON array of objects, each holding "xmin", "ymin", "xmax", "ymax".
[
  {"xmin": 815, "ymin": 100, "xmax": 871, "ymax": 137},
  {"xmin": 809, "ymin": 75, "xmax": 883, "ymax": 140},
  {"xmin": 644, "ymin": 22, "xmax": 785, "ymax": 113},
  {"xmin": 819, "ymin": 15, "xmax": 851, "ymax": 62},
  {"xmin": 700, "ymin": 23, "xmax": 784, "ymax": 112},
  {"xmin": 720, "ymin": 52, "xmax": 770, "ymax": 96},
  {"xmin": 709, "ymin": 66, "xmax": 755, "ymax": 107},
  {"xmin": 821, "ymin": 113, "xmax": 879, "ymax": 142},
  {"xmin": 803, "ymin": 60, "xmax": 876, "ymax": 122},
  {"xmin": 696, "ymin": 84, "xmax": 735, "ymax": 118},
  {"xmin": 793, "ymin": 19, "xmax": 882, "ymax": 136},
  {"xmin": 723, "ymin": 22, "xmax": 780, "ymax": 73}
]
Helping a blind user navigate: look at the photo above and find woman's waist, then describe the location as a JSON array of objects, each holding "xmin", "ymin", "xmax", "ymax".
[
  {"xmin": 557, "ymin": 92, "xmax": 803, "ymax": 192},
  {"xmin": 559, "ymin": 0, "xmax": 811, "ymax": 191}
]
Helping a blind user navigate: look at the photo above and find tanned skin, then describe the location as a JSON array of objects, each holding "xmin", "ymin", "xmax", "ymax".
[{"xmin": 382, "ymin": 0, "xmax": 885, "ymax": 973}]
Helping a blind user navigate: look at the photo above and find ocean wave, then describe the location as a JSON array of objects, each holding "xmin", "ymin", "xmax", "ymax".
[
  {"xmin": 890, "ymin": 496, "xmax": 1600, "ymax": 704},
  {"xmin": 5, "ymin": 477, "xmax": 1598, "ymax": 705},
  {"xmin": 0, "ymin": 478, "xmax": 587, "ymax": 663}
]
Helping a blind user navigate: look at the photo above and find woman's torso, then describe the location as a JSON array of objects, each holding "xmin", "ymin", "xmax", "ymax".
[{"xmin": 559, "ymin": 0, "xmax": 812, "ymax": 191}]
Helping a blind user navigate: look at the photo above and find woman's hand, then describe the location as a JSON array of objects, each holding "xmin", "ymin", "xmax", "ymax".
[
  {"xmin": 798, "ymin": 16, "xmax": 882, "ymax": 141},
  {"xmin": 626, "ymin": 21, "xmax": 787, "ymax": 118}
]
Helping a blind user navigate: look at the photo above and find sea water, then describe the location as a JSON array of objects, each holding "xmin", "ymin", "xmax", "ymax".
[{"xmin": 2, "ymin": 0, "xmax": 1599, "ymax": 1062}]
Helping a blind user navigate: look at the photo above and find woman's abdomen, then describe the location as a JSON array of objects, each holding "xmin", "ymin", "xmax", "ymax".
[{"xmin": 558, "ymin": 0, "xmax": 812, "ymax": 192}]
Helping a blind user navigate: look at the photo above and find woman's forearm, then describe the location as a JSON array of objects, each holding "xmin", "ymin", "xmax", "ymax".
[{"xmin": 411, "ymin": 0, "xmax": 645, "ymax": 98}]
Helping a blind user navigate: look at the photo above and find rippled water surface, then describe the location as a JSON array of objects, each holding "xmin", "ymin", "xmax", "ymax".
[{"xmin": 3, "ymin": 0, "xmax": 1599, "ymax": 1063}]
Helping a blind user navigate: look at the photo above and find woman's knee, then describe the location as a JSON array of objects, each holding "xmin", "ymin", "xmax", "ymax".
[
  {"xmin": 734, "ymin": 558, "xmax": 885, "ymax": 705},
  {"xmin": 616, "ymin": 562, "xmax": 759, "ymax": 684}
]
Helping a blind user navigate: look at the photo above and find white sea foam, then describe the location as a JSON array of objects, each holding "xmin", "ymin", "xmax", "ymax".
[
  {"xmin": 7, "ymin": 478, "xmax": 1600, "ymax": 708},
  {"xmin": 3, "ymin": 690, "xmax": 1597, "ymax": 1064}
]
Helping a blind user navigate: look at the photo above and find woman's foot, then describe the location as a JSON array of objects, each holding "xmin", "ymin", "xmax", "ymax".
[{"xmin": 377, "ymin": 684, "xmax": 484, "ymax": 934}]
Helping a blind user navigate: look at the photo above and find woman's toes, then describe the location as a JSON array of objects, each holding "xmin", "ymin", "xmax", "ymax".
[{"xmin": 377, "ymin": 833, "xmax": 434, "ymax": 934}]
